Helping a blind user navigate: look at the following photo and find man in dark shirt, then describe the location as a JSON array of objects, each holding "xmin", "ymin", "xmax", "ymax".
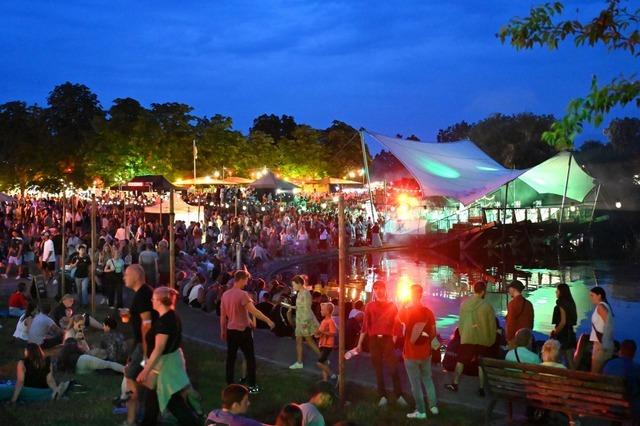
[{"xmin": 122, "ymin": 264, "xmax": 155, "ymax": 426}]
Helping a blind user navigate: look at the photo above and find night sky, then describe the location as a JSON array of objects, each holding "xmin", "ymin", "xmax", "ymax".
[{"xmin": 1, "ymin": 0, "xmax": 637, "ymax": 148}]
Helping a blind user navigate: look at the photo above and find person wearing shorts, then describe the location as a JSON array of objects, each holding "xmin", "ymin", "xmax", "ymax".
[{"xmin": 315, "ymin": 302, "xmax": 336, "ymax": 382}]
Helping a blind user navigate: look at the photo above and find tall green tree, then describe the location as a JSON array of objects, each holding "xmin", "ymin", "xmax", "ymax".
[
  {"xmin": 438, "ymin": 113, "xmax": 558, "ymax": 168},
  {"xmin": 0, "ymin": 102, "xmax": 51, "ymax": 191},
  {"xmin": 46, "ymin": 82, "xmax": 105, "ymax": 185},
  {"xmin": 498, "ymin": 0, "xmax": 640, "ymax": 149}
]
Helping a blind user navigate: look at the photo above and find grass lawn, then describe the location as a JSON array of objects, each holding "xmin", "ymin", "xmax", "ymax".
[{"xmin": 0, "ymin": 304, "xmax": 481, "ymax": 426}]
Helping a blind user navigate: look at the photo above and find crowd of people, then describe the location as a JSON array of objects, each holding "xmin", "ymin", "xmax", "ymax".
[{"xmin": 0, "ymin": 192, "xmax": 639, "ymax": 425}]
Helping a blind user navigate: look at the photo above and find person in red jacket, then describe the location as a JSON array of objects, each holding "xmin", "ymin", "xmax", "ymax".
[
  {"xmin": 8, "ymin": 282, "xmax": 29, "ymax": 317},
  {"xmin": 505, "ymin": 280, "xmax": 534, "ymax": 348}
]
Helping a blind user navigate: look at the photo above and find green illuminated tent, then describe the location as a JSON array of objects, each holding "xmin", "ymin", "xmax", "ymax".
[{"xmin": 366, "ymin": 131, "xmax": 596, "ymax": 205}]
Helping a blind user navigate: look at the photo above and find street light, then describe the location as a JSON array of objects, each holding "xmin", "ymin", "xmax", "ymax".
[
  {"xmin": 213, "ymin": 171, "xmax": 220, "ymax": 178},
  {"xmin": 615, "ymin": 201, "xmax": 622, "ymax": 209}
]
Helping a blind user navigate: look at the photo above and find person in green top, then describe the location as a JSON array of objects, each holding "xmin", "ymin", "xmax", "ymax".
[{"xmin": 445, "ymin": 281, "xmax": 496, "ymax": 396}]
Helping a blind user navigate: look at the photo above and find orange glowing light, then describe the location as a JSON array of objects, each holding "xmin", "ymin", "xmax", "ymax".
[{"xmin": 397, "ymin": 275, "xmax": 413, "ymax": 302}]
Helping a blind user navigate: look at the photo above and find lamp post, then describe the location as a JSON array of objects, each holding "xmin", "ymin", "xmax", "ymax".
[
  {"xmin": 90, "ymin": 193, "xmax": 97, "ymax": 316},
  {"xmin": 169, "ymin": 189, "xmax": 176, "ymax": 289},
  {"xmin": 338, "ymin": 195, "xmax": 347, "ymax": 405}
]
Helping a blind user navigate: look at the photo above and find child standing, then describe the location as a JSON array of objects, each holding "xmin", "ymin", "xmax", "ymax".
[{"xmin": 316, "ymin": 302, "xmax": 337, "ymax": 381}]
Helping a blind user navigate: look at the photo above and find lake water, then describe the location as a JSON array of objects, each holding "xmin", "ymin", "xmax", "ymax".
[{"xmin": 276, "ymin": 251, "xmax": 640, "ymax": 360}]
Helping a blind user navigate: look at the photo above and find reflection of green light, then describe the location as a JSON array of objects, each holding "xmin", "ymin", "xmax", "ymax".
[
  {"xmin": 477, "ymin": 165, "xmax": 500, "ymax": 172},
  {"xmin": 422, "ymin": 160, "xmax": 460, "ymax": 179},
  {"xmin": 436, "ymin": 315, "xmax": 459, "ymax": 329}
]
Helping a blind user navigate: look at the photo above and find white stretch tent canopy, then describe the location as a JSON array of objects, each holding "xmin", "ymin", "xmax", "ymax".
[
  {"xmin": 518, "ymin": 151, "xmax": 595, "ymax": 203},
  {"xmin": 367, "ymin": 131, "xmax": 596, "ymax": 205},
  {"xmin": 145, "ymin": 194, "xmax": 200, "ymax": 223}
]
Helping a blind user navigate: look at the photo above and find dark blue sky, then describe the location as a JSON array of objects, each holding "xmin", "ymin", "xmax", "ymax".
[{"xmin": 0, "ymin": 0, "xmax": 636, "ymax": 148}]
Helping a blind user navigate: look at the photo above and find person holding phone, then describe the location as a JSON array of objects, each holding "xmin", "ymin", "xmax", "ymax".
[{"xmin": 398, "ymin": 284, "xmax": 439, "ymax": 420}]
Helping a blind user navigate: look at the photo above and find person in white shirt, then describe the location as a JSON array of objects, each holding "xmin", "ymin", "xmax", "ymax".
[
  {"xmin": 541, "ymin": 339, "xmax": 567, "ymax": 369},
  {"xmin": 505, "ymin": 328, "xmax": 541, "ymax": 365},
  {"xmin": 41, "ymin": 232, "xmax": 56, "ymax": 279}
]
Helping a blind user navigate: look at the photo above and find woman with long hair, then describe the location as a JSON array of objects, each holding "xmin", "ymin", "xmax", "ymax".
[
  {"xmin": 136, "ymin": 286, "xmax": 199, "ymax": 426},
  {"xmin": 13, "ymin": 301, "xmax": 37, "ymax": 343},
  {"xmin": 288, "ymin": 275, "xmax": 321, "ymax": 370},
  {"xmin": 551, "ymin": 283, "xmax": 578, "ymax": 368},
  {"xmin": 589, "ymin": 286, "xmax": 615, "ymax": 373},
  {"xmin": 2, "ymin": 343, "xmax": 67, "ymax": 403}
]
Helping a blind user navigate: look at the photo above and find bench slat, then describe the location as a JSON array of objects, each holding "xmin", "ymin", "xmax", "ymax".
[
  {"xmin": 488, "ymin": 387, "xmax": 630, "ymax": 421},
  {"xmin": 487, "ymin": 378, "xmax": 631, "ymax": 408},
  {"xmin": 484, "ymin": 369, "xmax": 628, "ymax": 400},
  {"xmin": 482, "ymin": 366, "xmax": 626, "ymax": 393},
  {"xmin": 481, "ymin": 358, "xmax": 625, "ymax": 384}
]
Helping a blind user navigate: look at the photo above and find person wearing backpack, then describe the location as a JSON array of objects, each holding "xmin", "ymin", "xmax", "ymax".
[{"xmin": 505, "ymin": 280, "xmax": 534, "ymax": 349}]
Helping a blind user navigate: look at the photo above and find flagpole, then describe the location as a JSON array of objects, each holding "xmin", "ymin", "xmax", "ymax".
[{"xmin": 193, "ymin": 139, "xmax": 200, "ymax": 224}]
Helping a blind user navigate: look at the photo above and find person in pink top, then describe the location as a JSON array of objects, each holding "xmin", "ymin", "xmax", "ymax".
[
  {"xmin": 315, "ymin": 302, "xmax": 337, "ymax": 381},
  {"xmin": 220, "ymin": 269, "xmax": 275, "ymax": 394}
]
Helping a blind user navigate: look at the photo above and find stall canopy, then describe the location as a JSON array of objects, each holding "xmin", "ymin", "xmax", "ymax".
[
  {"xmin": 366, "ymin": 130, "xmax": 596, "ymax": 205},
  {"xmin": 175, "ymin": 176, "xmax": 226, "ymax": 186},
  {"xmin": 250, "ymin": 172, "xmax": 299, "ymax": 191},
  {"xmin": 144, "ymin": 193, "xmax": 200, "ymax": 223},
  {"xmin": 222, "ymin": 177, "xmax": 253, "ymax": 185},
  {"xmin": 113, "ymin": 175, "xmax": 182, "ymax": 192}
]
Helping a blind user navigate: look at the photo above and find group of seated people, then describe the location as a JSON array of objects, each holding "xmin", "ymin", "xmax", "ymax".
[
  {"xmin": 4, "ymin": 289, "xmax": 128, "ymax": 404},
  {"xmin": 206, "ymin": 381, "xmax": 343, "ymax": 426}
]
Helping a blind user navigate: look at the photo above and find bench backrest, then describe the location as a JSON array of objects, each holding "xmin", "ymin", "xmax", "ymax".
[{"xmin": 480, "ymin": 357, "xmax": 631, "ymax": 422}]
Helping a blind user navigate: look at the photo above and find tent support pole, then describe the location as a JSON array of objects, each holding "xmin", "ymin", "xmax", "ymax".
[
  {"xmin": 501, "ymin": 181, "xmax": 509, "ymax": 287},
  {"xmin": 359, "ymin": 129, "xmax": 376, "ymax": 223},
  {"xmin": 558, "ymin": 152, "xmax": 573, "ymax": 237},
  {"xmin": 588, "ymin": 183, "xmax": 601, "ymax": 232}
]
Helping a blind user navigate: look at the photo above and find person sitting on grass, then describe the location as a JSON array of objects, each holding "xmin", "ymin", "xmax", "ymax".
[
  {"xmin": 0, "ymin": 343, "xmax": 69, "ymax": 404},
  {"xmin": 205, "ymin": 384, "xmax": 265, "ymax": 426},
  {"xmin": 57, "ymin": 337, "xmax": 125, "ymax": 375},
  {"xmin": 505, "ymin": 328, "xmax": 540, "ymax": 365},
  {"xmin": 98, "ymin": 315, "xmax": 128, "ymax": 364},
  {"xmin": 315, "ymin": 302, "xmax": 337, "ymax": 382},
  {"xmin": 275, "ymin": 403, "xmax": 303, "ymax": 426},
  {"xmin": 52, "ymin": 294, "xmax": 103, "ymax": 331},
  {"xmin": 298, "ymin": 381, "xmax": 336, "ymax": 426},
  {"xmin": 541, "ymin": 339, "xmax": 567, "ymax": 369},
  {"xmin": 13, "ymin": 301, "xmax": 37, "ymax": 343},
  {"xmin": 8, "ymin": 282, "xmax": 29, "ymax": 317},
  {"xmin": 27, "ymin": 302, "xmax": 63, "ymax": 349}
]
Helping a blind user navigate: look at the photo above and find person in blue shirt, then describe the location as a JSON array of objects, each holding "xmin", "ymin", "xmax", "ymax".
[{"xmin": 603, "ymin": 339, "xmax": 640, "ymax": 414}]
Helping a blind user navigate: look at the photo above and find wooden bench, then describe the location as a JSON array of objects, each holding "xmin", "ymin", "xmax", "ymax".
[{"xmin": 480, "ymin": 357, "xmax": 633, "ymax": 425}]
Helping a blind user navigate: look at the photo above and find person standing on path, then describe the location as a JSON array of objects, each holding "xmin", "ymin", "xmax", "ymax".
[
  {"xmin": 356, "ymin": 280, "xmax": 408, "ymax": 407},
  {"xmin": 289, "ymin": 275, "xmax": 321, "ymax": 370},
  {"xmin": 399, "ymin": 284, "xmax": 439, "ymax": 420},
  {"xmin": 505, "ymin": 280, "xmax": 534, "ymax": 348},
  {"xmin": 445, "ymin": 281, "xmax": 496, "ymax": 397},
  {"xmin": 551, "ymin": 283, "xmax": 577, "ymax": 369},
  {"xmin": 220, "ymin": 269, "xmax": 275, "ymax": 394},
  {"xmin": 122, "ymin": 264, "xmax": 157, "ymax": 426},
  {"xmin": 589, "ymin": 286, "xmax": 615, "ymax": 373}
]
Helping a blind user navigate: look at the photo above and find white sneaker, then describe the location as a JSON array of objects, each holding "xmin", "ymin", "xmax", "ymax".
[
  {"xmin": 289, "ymin": 362, "xmax": 303, "ymax": 370},
  {"xmin": 430, "ymin": 406, "xmax": 439, "ymax": 415},
  {"xmin": 406, "ymin": 410, "xmax": 427, "ymax": 419},
  {"xmin": 397, "ymin": 396, "xmax": 409, "ymax": 407},
  {"xmin": 378, "ymin": 396, "xmax": 388, "ymax": 407}
]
